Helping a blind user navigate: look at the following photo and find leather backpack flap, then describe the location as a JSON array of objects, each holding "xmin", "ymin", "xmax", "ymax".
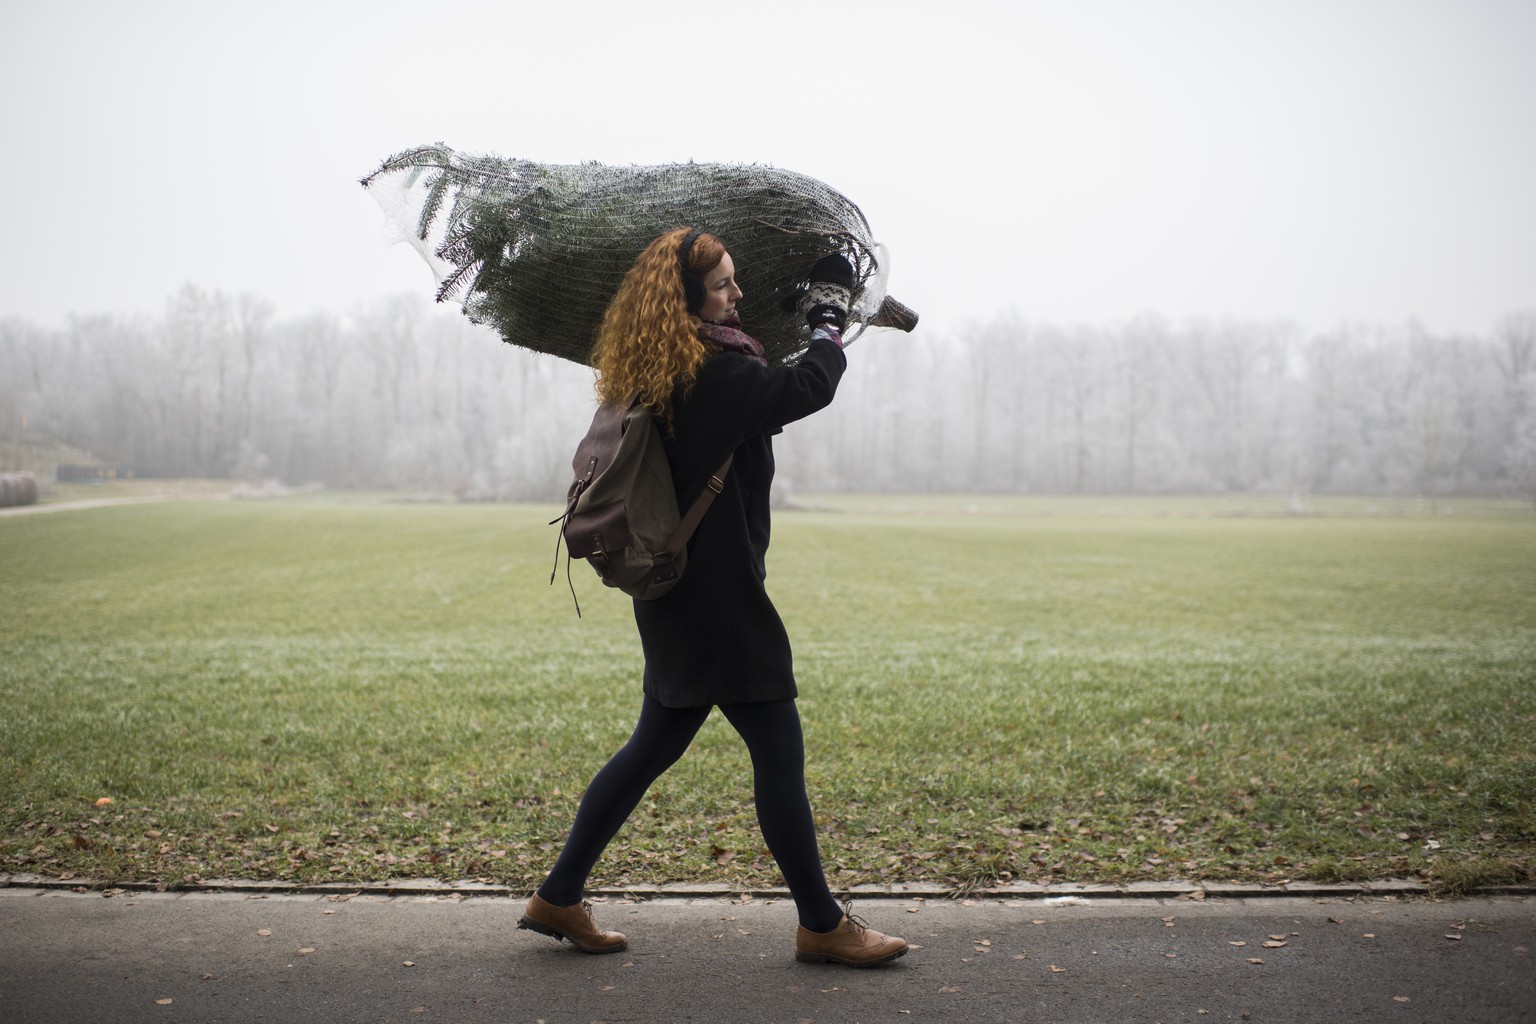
[
  {"xmin": 570, "ymin": 401, "xmax": 628, "ymax": 486},
  {"xmin": 564, "ymin": 500, "xmax": 630, "ymax": 563},
  {"xmin": 563, "ymin": 401, "xmax": 659, "ymax": 559}
]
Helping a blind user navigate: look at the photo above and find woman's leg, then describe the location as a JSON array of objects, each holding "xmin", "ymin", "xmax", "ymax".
[
  {"xmin": 537, "ymin": 696, "xmax": 711, "ymax": 907},
  {"xmin": 718, "ymin": 699, "xmax": 844, "ymax": 933}
]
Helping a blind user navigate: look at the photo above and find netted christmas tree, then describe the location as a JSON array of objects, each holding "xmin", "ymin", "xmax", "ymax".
[{"xmin": 361, "ymin": 144, "xmax": 916, "ymax": 367}]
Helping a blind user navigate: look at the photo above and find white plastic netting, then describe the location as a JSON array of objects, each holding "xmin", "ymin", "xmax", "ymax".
[{"xmin": 361, "ymin": 144, "xmax": 916, "ymax": 366}]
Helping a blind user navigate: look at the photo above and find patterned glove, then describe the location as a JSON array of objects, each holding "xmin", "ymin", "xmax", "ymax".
[{"xmin": 799, "ymin": 253, "xmax": 854, "ymax": 331}]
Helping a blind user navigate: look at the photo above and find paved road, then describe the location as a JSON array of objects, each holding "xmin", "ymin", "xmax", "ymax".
[
  {"xmin": 0, "ymin": 497, "xmax": 171, "ymax": 517},
  {"xmin": 1, "ymin": 888, "xmax": 1530, "ymax": 1024}
]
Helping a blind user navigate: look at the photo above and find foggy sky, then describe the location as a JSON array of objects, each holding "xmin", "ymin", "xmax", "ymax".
[{"xmin": 2, "ymin": 0, "xmax": 1533, "ymax": 338}]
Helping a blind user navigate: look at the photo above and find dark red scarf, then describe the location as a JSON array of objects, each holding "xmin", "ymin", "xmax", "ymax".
[{"xmin": 699, "ymin": 312, "xmax": 766, "ymax": 365}]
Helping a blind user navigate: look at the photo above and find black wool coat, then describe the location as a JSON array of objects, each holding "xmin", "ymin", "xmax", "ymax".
[{"xmin": 634, "ymin": 335, "xmax": 847, "ymax": 708}]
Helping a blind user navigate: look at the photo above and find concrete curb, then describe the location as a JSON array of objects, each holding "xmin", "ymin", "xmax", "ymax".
[{"xmin": 9, "ymin": 871, "xmax": 1525, "ymax": 901}]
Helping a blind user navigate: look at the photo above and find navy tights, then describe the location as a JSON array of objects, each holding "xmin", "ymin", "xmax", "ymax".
[{"xmin": 537, "ymin": 696, "xmax": 844, "ymax": 933}]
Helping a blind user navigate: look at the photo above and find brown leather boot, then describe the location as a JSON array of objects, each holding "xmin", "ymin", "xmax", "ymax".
[
  {"xmin": 795, "ymin": 904, "xmax": 908, "ymax": 967},
  {"xmin": 518, "ymin": 894, "xmax": 628, "ymax": 954}
]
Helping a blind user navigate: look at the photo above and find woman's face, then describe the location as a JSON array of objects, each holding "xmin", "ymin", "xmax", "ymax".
[{"xmin": 697, "ymin": 251, "xmax": 743, "ymax": 321}]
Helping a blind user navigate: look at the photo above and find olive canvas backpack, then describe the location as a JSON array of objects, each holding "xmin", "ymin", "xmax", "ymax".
[{"xmin": 550, "ymin": 394, "xmax": 732, "ymax": 612}]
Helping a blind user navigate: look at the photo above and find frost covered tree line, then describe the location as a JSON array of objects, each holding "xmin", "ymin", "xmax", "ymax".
[{"xmin": 3, "ymin": 283, "xmax": 1535, "ymax": 504}]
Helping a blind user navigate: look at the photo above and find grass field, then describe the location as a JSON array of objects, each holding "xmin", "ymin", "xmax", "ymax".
[{"xmin": 2, "ymin": 493, "xmax": 1533, "ymax": 894}]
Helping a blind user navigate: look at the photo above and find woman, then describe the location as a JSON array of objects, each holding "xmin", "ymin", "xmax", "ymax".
[{"xmin": 518, "ymin": 227, "xmax": 907, "ymax": 968}]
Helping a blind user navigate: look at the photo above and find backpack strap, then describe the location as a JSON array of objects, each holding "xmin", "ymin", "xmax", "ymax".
[{"xmin": 661, "ymin": 453, "xmax": 734, "ymax": 562}]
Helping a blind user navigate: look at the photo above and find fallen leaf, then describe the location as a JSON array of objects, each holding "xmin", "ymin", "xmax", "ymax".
[
  {"xmin": 1050, "ymin": 965, "xmax": 1067, "ymax": 973},
  {"xmin": 1031, "ymin": 919, "xmax": 1045, "ymax": 926},
  {"xmin": 1263, "ymin": 940, "xmax": 1288, "ymax": 948},
  {"xmin": 1394, "ymin": 996, "xmax": 1410, "ymax": 1003},
  {"xmin": 1363, "ymin": 933, "xmax": 1376, "ymax": 939},
  {"xmin": 297, "ymin": 947, "xmax": 316, "ymax": 955},
  {"xmin": 256, "ymin": 929, "xmax": 272, "ymax": 937},
  {"xmin": 95, "ymin": 797, "xmax": 114, "ymax": 807},
  {"xmin": 1247, "ymin": 958, "xmax": 1264, "ymax": 964},
  {"xmin": 1229, "ymin": 941, "xmax": 1247, "ymax": 947},
  {"xmin": 1445, "ymin": 934, "xmax": 1462, "ymax": 941},
  {"xmin": 1164, "ymin": 953, "xmax": 1178, "ymax": 959},
  {"xmin": 939, "ymin": 986, "xmax": 963, "ymax": 993},
  {"xmin": 402, "ymin": 961, "xmax": 415, "ymax": 967},
  {"xmin": 1268, "ymin": 934, "xmax": 1288, "ymax": 941},
  {"xmin": 265, "ymin": 823, "xmax": 280, "ymax": 833},
  {"xmin": 154, "ymin": 998, "xmax": 173, "ymax": 1006},
  {"xmin": 1161, "ymin": 916, "xmax": 1176, "ymax": 927}
]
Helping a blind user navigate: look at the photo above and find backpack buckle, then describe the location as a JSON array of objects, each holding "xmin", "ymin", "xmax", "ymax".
[{"xmin": 706, "ymin": 473, "xmax": 726, "ymax": 494}]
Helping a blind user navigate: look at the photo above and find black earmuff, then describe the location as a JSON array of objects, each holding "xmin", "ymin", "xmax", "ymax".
[{"xmin": 678, "ymin": 228, "xmax": 705, "ymax": 314}]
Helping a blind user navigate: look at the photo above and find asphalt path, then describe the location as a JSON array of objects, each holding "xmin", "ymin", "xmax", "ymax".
[{"xmin": 1, "ymin": 887, "xmax": 1531, "ymax": 1024}]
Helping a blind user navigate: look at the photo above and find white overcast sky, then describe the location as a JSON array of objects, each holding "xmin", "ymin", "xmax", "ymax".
[{"xmin": 2, "ymin": 0, "xmax": 1533, "ymax": 338}]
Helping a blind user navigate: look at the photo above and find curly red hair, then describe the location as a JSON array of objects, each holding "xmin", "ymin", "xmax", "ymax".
[{"xmin": 590, "ymin": 227, "xmax": 725, "ymax": 423}]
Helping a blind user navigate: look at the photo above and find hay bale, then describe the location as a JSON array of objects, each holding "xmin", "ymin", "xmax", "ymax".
[{"xmin": 0, "ymin": 472, "xmax": 39, "ymax": 508}]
